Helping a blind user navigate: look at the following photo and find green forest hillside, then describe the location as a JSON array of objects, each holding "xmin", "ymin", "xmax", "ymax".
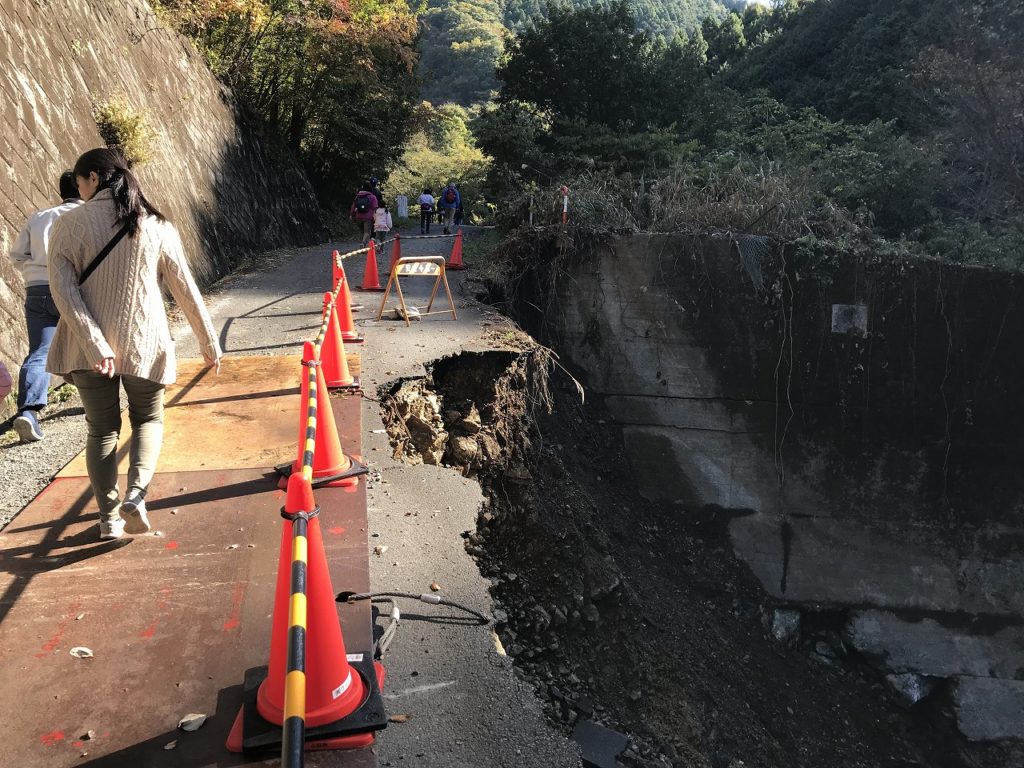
[
  {"xmin": 473, "ymin": 0, "xmax": 1023, "ymax": 266},
  {"xmin": 419, "ymin": 0, "xmax": 740, "ymax": 105}
]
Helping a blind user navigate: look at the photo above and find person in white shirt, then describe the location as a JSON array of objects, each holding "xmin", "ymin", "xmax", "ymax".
[
  {"xmin": 418, "ymin": 187, "xmax": 435, "ymax": 235},
  {"xmin": 7, "ymin": 171, "xmax": 82, "ymax": 442}
]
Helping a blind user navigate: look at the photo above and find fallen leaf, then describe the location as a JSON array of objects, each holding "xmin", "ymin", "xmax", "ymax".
[
  {"xmin": 164, "ymin": 741, "xmax": 177, "ymax": 750},
  {"xmin": 177, "ymin": 713, "xmax": 207, "ymax": 732},
  {"xmin": 389, "ymin": 714, "xmax": 410, "ymax": 723},
  {"xmin": 75, "ymin": 613, "xmax": 85, "ymax": 621},
  {"xmin": 226, "ymin": 544, "xmax": 238, "ymax": 550},
  {"xmin": 69, "ymin": 647, "xmax": 94, "ymax": 659},
  {"xmin": 430, "ymin": 582, "xmax": 441, "ymax": 592},
  {"xmin": 373, "ymin": 545, "xmax": 388, "ymax": 557},
  {"xmin": 81, "ymin": 730, "xmax": 96, "ymax": 741}
]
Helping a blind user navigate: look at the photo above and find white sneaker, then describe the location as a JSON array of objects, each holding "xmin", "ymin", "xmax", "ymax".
[
  {"xmin": 100, "ymin": 517, "xmax": 126, "ymax": 540},
  {"xmin": 13, "ymin": 411, "xmax": 43, "ymax": 442},
  {"xmin": 120, "ymin": 492, "xmax": 151, "ymax": 534}
]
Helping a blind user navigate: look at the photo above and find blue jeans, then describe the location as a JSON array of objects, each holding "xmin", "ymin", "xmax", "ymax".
[{"xmin": 18, "ymin": 286, "xmax": 59, "ymax": 411}]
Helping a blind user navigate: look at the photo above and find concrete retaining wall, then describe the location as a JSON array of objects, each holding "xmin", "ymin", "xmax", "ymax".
[{"xmin": 516, "ymin": 231, "xmax": 1024, "ymax": 741}]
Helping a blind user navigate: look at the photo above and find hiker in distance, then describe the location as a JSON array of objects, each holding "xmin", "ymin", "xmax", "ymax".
[
  {"xmin": 350, "ymin": 184, "xmax": 379, "ymax": 245},
  {"xmin": 418, "ymin": 187, "xmax": 435, "ymax": 235},
  {"xmin": 46, "ymin": 148, "xmax": 222, "ymax": 541},
  {"xmin": 7, "ymin": 170, "xmax": 82, "ymax": 443},
  {"xmin": 440, "ymin": 181, "xmax": 461, "ymax": 235},
  {"xmin": 369, "ymin": 176, "xmax": 386, "ymax": 211}
]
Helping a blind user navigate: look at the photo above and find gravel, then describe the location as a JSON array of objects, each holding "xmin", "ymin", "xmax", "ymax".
[{"xmin": 1, "ymin": 387, "xmax": 92, "ymax": 528}]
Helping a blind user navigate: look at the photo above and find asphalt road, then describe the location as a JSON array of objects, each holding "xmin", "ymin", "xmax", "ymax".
[{"xmin": 175, "ymin": 225, "xmax": 582, "ymax": 768}]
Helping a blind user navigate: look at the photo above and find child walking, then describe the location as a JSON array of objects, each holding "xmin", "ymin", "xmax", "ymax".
[{"xmin": 373, "ymin": 205, "xmax": 393, "ymax": 245}]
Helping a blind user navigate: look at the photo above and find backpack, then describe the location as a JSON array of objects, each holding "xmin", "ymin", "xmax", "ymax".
[
  {"xmin": 444, "ymin": 188, "xmax": 457, "ymax": 204},
  {"xmin": 354, "ymin": 194, "xmax": 371, "ymax": 214}
]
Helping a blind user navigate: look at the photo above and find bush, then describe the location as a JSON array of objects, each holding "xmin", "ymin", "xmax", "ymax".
[{"xmin": 93, "ymin": 96, "xmax": 159, "ymax": 167}]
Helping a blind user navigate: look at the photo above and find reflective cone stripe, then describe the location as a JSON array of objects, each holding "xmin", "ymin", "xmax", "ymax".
[{"xmin": 281, "ymin": 515, "xmax": 309, "ymax": 767}]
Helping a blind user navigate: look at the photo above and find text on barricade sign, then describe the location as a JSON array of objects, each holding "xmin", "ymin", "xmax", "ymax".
[{"xmin": 396, "ymin": 261, "xmax": 441, "ymax": 276}]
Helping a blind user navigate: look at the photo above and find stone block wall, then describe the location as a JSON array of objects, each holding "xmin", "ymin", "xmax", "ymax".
[{"xmin": 0, "ymin": 0, "xmax": 325, "ymax": 415}]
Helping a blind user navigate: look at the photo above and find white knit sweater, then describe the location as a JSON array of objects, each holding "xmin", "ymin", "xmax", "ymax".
[{"xmin": 46, "ymin": 189, "xmax": 221, "ymax": 385}]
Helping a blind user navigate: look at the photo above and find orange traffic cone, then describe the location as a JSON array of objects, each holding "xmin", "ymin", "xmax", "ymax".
[
  {"xmin": 290, "ymin": 342, "xmax": 361, "ymax": 486},
  {"xmin": 446, "ymin": 229, "xmax": 465, "ymax": 270},
  {"xmin": 390, "ymin": 232, "xmax": 402, "ymax": 272},
  {"xmin": 225, "ymin": 473, "xmax": 387, "ymax": 754},
  {"xmin": 337, "ymin": 274, "xmax": 364, "ymax": 344},
  {"xmin": 320, "ymin": 293, "xmax": 358, "ymax": 389},
  {"xmin": 360, "ymin": 240, "xmax": 383, "ymax": 291},
  {"xmin": 259, "ymin": 474, "xmax": 366, "ymax": 726},
  {"xmin": 331, "ymin": 250, "xmax": 344, "ymax": 291}
]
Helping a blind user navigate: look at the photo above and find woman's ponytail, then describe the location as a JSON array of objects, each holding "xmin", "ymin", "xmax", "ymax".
[{"xmin": 73, "ymin": 148, "xmax": 164, "ymax": 236}]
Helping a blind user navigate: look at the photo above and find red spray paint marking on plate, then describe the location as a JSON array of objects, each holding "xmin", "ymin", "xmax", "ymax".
[
  {"xmin": 139, "ymin": 587, "xmax": 172, "ymax": 639},
  {"xmin": 40, "ymin": 730, "xmax": 64, "ymax": 746},
  {"xmin": 223, "ymin": 581, "xmax": 246, "ymax": 631},
  {"xmin": 34, "ymin": 602, "xmax": 81, "ymax": 659}
]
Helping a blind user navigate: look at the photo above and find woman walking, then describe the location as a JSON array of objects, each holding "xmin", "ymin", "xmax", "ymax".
[{"xmin": 47, "ymin": 148, "xmax": 221, "ymax": 540}]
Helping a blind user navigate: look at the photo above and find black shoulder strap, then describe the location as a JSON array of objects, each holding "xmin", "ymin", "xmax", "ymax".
[{"xmin": 79, "ymin": 223, "xmax": 131, "ymax": 286}]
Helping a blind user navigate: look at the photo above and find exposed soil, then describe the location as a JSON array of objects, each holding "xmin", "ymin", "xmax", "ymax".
[{"xmin": 380, "ymin": 340, "xmax": 1016, "ymax": 768}]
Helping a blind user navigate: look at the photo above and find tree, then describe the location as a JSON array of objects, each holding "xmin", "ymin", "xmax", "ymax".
[
  {"xmin": 497, "ymin": 2, "xmax": 658, "ymax": 127},
  {"xmin": 154, "ymin": 0, "xmax": 420, "ymax": 207},
  {"xmin": 702, "ymin": 11, "xmax": 746, "ymax": 71}
]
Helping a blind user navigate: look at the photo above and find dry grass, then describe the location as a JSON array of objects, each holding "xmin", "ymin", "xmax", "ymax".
[{"xmin": 93, "ymin": 95, "xmax": 159, "ymax": 167}]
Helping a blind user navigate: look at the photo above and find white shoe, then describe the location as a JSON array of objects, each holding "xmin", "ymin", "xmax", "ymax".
[
  {"xmin": 120, "ymin": 492, "xmax": 151, "ymax": 534},
  {"xmin": 13, "ymin": 411, "xmax": 43, "ymax": 442},
  {"xmin": 100, "ymin": 517, "xmax": 126, "ymax": 540}
]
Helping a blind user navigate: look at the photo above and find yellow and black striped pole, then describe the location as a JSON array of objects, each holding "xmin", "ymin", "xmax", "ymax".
[
  {"xmin": 280, "ymin": 352, "xmax": 321, "ymax": 766},
  {"xmin": 281, "ymin": 507, "xmax": 310, "ymax": 767},
  {"xmin": 279, "ymin": 244, "xmax": 369, "ymax": 763}
]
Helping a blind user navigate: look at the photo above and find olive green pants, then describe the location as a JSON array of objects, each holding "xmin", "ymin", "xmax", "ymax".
[{"xmin": 72, "ymin": 371, "xmax": 165, "ymax": 520}]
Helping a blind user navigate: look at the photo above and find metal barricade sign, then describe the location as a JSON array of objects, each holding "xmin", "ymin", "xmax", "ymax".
[{"xmin": 375, "ymin": 256, "xmax": 457, "ymax": 327}]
